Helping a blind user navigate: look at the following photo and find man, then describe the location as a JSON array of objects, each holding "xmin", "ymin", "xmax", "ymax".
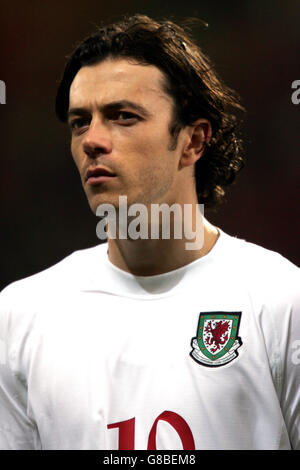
[{"xmin": 0, "ymin": 14, "xmax": 299, "ymax": 450}]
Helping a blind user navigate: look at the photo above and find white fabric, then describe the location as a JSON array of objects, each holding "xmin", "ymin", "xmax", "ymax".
[{"xmin": 0, "ymin": 229, "xmax": 299, "ymax": 450}]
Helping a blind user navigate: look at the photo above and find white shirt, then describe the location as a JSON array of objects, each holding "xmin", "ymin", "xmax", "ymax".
[{"xmin": 0, "ymin": 229, "xmax": 299, "ymax": 450}]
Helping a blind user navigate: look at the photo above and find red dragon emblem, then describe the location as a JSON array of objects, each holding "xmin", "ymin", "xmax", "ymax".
[{"xmin": 204, "ymin": 321, "xmax": 230, "ymax": 353}]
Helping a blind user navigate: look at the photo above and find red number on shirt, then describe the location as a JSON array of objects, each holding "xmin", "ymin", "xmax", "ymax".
[
  {"xmin": 107, "ymin": 410, "xmax": 195, "ymax": 450},
  {"xmin": 147, "ymin": 410, "xmax": 195, "ymax": 450},
  {"xmin": 107, "ymin": 417, "xmax": 135, "ymax": 450}
]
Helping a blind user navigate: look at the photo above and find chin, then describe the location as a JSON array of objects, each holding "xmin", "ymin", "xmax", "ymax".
[{"xmin": 87, "ymin": 194, "xmax": 124, "ymax": 214}]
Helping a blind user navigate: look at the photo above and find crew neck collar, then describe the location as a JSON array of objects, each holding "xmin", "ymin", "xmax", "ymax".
[{"xmin": 89, "ymin": 228, "xmax": 229, "ymax": 297}]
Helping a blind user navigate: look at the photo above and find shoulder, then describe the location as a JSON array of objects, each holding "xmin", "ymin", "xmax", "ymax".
[
  {"xmin": 0, "ymin": 242, "xmax": 108, "ymax": 307},
  {"xmin": 217, "ymin": 229, "xmax": 299, "ymax": 304},
  {"xmin": 218, "ymin": 229, "xmax": 299, "ymax": 275},
  {"xmin": 0, "ymin": 243, "xmax": 108, "ymax": 349}
]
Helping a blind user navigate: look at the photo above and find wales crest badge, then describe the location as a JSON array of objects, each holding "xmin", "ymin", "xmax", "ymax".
[{"xmin": 190, "ymin": 312, "xmax": 242, "ymax": 367}]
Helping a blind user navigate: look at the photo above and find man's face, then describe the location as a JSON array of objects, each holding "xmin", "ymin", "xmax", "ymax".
[{"xmin": 68, "ymin": 58, "xmax": 190, "ymax": 213}]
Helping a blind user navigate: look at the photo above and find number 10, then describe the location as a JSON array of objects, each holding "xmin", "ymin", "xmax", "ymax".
[{"xmin": 107, "ymin": 410, "xmax": 195, "ymax": 450}]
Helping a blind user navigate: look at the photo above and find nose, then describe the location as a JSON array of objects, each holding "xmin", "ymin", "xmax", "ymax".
[{"xmin": 82, "ymin": 120, "xmax": 113, "ymax": 158}]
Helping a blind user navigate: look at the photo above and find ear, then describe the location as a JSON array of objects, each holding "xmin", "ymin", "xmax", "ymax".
[{"xmin": 179, "ymin": 118, "xmax": 212, "ymax": 169}]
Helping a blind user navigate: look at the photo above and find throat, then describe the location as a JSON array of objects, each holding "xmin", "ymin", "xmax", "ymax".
[{"xmin": 107, "ymin": 224, "xmax": 219, "ymax": 276}]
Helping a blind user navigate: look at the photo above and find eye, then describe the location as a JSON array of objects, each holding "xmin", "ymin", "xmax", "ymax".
[
  {"xmin": 69, "ymin": 117, "xmax": 90, "ymax": 132},
  {"xmin": 112, "ymin": 111, "xmax": 139, "ymax": 124}
]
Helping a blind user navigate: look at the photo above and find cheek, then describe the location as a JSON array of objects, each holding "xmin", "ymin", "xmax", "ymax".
[
  {"xmin": 127, "ymin": 138, "xmax": 176, "ymax": 194},
  {"xmin": 125, "ymin": 126, "xmax": 172, "ymax": 163},
  {"xmin": 70, "ymin": 140, "xmax": 82, "ymax": 171}
]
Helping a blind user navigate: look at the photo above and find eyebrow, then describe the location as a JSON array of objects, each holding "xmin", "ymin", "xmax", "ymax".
[{"xmin": 67, "ymin": 100, "xmax": 153, "ymax": 121}]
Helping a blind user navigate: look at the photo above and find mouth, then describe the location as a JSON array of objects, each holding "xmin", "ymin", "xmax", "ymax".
[{"xmin": 85, "ymin": 167, "xmax": 117, "ymax": 185}]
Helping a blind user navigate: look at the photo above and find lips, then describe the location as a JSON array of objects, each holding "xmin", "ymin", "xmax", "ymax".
[{"xmin": 85, "ymin": 166, "xmax": 116, "ymax": 185}]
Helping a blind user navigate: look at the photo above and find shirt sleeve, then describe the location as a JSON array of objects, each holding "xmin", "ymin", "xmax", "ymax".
[
  {"xmin": 278, "ymin": 284, "xmax": 300, "ymax": 449},
  {"xmin": 0, "ymin": 288, "xmax": 40, "ymax": 449},
  {"xmin": 272, "ymin": 258, "xmax": 300, "ymax": 449}
]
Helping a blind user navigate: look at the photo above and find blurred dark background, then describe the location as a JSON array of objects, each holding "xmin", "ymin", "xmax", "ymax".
[{"xmin": 1, "ymin": 0, "xmax": 299, "ymax": 291}]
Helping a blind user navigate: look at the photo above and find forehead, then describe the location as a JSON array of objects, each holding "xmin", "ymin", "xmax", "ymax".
[{"xmin": 69, "ymin": 58, "xmax": 173, "ymax": 111}]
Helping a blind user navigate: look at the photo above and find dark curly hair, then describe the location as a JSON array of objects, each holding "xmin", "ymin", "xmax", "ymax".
[{"xmin": 55, "ymin": 14, "xmax": 245, "ymax": 208}]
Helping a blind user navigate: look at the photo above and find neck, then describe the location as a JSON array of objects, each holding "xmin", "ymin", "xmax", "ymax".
[{"xmin": 106, "ymin": 213, "xmax": 219, "ymax": 276}]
